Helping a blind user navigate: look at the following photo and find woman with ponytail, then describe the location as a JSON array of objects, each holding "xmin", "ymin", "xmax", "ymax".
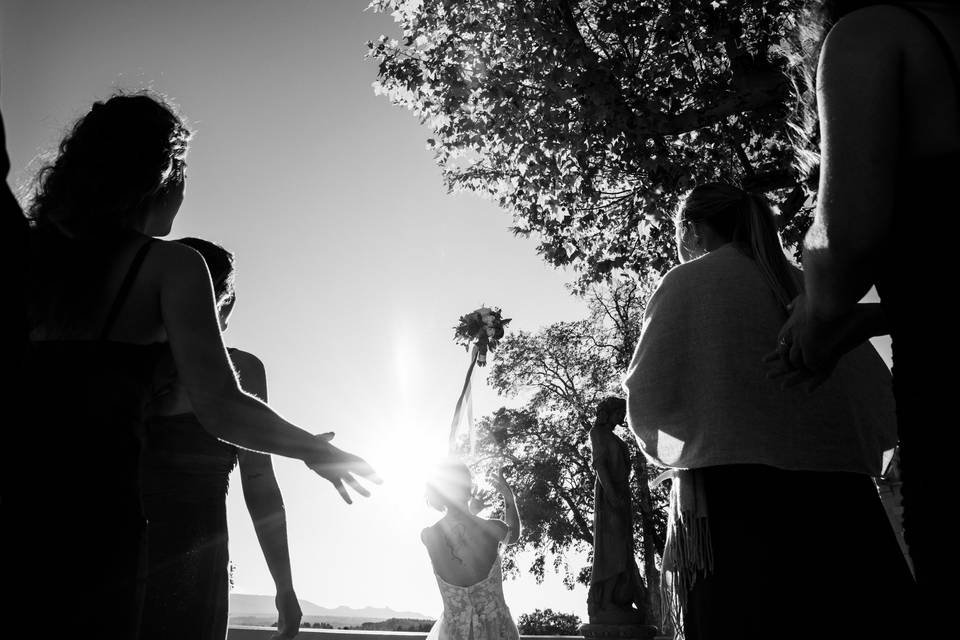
[{"xmin": 623, "ymin": 183, "xmax": 913, "ymax": 639}]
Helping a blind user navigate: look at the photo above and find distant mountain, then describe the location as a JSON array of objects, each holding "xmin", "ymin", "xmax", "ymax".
[{"xmin": 229, "ymin": 594, "xmax": 431, "ymax": 622}]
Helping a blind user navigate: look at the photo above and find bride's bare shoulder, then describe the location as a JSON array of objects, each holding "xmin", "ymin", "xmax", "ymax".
[
  {"xmin": 481, "ymin": 518, "xmax": 509, "ymax": 540},
  {"xmin": 421, "ymin": 524, "xmax": 440, "ymax": 546}
]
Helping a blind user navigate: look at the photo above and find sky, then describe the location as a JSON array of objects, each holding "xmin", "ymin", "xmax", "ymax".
[
  {"xmin": 1, "ymin": 0, "xmax": 894, "ymax": 623},
  {"xmin": 1, "ymin": 0, "xmax": 593, "ymax": 619}
]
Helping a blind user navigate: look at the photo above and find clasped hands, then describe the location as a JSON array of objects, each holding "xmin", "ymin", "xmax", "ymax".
[
  {"xmin": 764, "ymin": 293, "xmax": 862, "ymax": 392},
  {"xmin": 305, "ymin": 431, "xmax": 382, "ymax": 504}
]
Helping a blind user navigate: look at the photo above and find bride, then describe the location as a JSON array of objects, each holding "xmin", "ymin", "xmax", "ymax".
[{"xmin": 422, "ymin": 460, "xmax": 521, "ymax": 640}]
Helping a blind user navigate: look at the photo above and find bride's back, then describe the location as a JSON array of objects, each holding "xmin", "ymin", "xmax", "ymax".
[
  {"xmin": 422, "ymin": 460, "xmax": 510, "ymax": 587},
  {"xmin": 422, "ymin": 513, "xmax": 507, "ymax": 587}
]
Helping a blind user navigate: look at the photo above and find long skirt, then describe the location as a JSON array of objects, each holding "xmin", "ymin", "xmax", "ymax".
[{"xmin": 682, "ymin": 464, "xmax": 915, "ymax": 640}]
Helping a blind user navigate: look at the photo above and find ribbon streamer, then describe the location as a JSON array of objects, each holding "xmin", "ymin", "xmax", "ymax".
[{"xmin": 449, "ymin": 344, "xmax": 479, "ymax": 453}]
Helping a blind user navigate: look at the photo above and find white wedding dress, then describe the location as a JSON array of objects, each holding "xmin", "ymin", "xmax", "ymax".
[{"xmin": 426, "ymin": 549, "xmax": 520, "ymax": 640}]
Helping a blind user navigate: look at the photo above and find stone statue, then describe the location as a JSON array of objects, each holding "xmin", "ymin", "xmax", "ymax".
[{"xmin": 587, "ymin": 396, "xmax": 647, "ymax": 626}]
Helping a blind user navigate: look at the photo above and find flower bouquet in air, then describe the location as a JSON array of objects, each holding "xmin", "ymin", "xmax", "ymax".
[
  {"xmin": 453, "ymin": 306, "xmax": 511, "ymax": 366},
  {"xmin": 449, "ymin": 306, "xmax": 511, "ymax": 452}
]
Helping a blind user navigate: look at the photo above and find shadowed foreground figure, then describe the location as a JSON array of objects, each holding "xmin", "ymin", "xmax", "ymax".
[
  {"xmin": 13, "ymin": 92, "xmax": 377, "ymax": 640},
  {"xmin": 773, "ymin": 4, "xmax": 959, "ymax": 631},
  {"xmin": 587, "ymin": 397, "xmax": 646, "ymax": 624}
]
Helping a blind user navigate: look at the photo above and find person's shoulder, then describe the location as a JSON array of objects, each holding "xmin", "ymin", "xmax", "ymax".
[
  {"xmin": 421, "ymin": 524, "xmax": 440, "ymax": 546},
  {"xmin": 828, "ymin": 5, "xmax": 920, "ymax": 51},
  {"xmin": 148, "ymin": 238, "xmax": 207, "ymax": 273},
  {"xmin": 658, "ymin": 246, "xmax": 740, "ymax": 289},
  {"xmin": 229, "ymin": 348, "xmax": 265, "ymax": 373},
  {"xmin": 482, "ymin": 518, "xmax": 509, "ymax": 540}
]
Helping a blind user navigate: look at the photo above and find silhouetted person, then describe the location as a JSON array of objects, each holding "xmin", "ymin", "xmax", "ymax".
[
  {"xmin": 624, "ymin": 184, "xmax": 913, "ymax": 639},
  {"xmin": 141, "ymin": 238, "xmax": 301, "ymax": 640},
  {"xmin": 775, "ymin": 3, "xmax": 958, "ymax": 627},
  {"xmin": 15, "ymin": 92, "xmax": 377, "ymax": 639},
  {"xmin": 0, "ymin": 74, "xmax": 30, "ymax": 638},
  {"xmin": 1, "ymin": 76, "xmax": 27, "ymax": 362}
]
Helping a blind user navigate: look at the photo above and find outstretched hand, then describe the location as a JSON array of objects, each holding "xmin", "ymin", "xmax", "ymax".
[{"xmin": 305, "ymin": 434, "xmax": 381, "ymax": 504}]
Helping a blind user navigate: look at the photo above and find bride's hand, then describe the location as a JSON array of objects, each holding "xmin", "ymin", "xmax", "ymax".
[{"xmin": 305, "ymin": 434, "xmax": 381, "ymax": 504}]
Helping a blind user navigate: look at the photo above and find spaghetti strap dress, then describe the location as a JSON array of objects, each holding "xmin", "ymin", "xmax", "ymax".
[
  {"xmin": 139, "ymin": 355, "xmax": 239, "ymax": 640},
  {"xmin": 7, "ymin": 239, "xmax": 165, "ymax": 640},
  {"xmin": 876, "ymin": 4, "xmax": 960, "ymax": 601}
]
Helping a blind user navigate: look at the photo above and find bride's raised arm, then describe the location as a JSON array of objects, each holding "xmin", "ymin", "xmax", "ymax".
[{"xmin": 491, "ymin": 469, "xmax": 521, "ymax": 545}]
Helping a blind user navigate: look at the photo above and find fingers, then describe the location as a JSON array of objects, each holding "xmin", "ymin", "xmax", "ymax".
[
  {"xmin": 315, "ymin": 431, "xmax": 335, "ymax": 442},
  {"xmin": 762, "ymin": 349, "xmax": 782, "ymax": 364},
  {"xmin": 349, "ymin": 456, "xmax": 383, "ymax": 484},
  {"xmin": 331, "ymin": 477, "xmax": 353, "ymax": 504},
  {"xmin": 777, "ymin": 368, "xmax": 815, "ymax": 390},
  {"xmin": 343, "ymin": 473, "xmax": 372, "ymax": 498}
]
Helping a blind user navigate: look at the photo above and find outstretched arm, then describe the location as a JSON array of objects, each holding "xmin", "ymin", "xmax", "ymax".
[
  {"xmin": 233, "ymin": 350, "xmax": 301, "ymax": 639},
  {"xmin": 156, "ymin": 241, "xmax": 378, "ymax": 502},
  {"xmin": 490, "ymin": 469, "xmax": 521, "ymax": 545}
]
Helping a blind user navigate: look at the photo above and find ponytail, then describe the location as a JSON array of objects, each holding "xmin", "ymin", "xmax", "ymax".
[
  {"xmin": 680, "ymin": 183, "xmax": 799, "ymax": 309},
  {"xmin": 741, "ymin": 192, "xmax": 799, "ymax": 309}
]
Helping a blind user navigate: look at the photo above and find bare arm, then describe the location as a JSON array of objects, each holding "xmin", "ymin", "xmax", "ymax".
[
  {"xmin": 802, "ymin": 10, "xmax": 901, "ymax": 322},
  {"xmin": 232, "ymin": 350, "xmax": 300, "ymax": 639},
  {"xmin": 156, "ymin": 242, "xmax": 377, "ymax": 502},
  {"xmin": 490, "ymin": 469, "xmax": 521, "ymax": 545}
]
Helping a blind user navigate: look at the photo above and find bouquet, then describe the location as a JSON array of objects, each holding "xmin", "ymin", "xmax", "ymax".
[
  {"xmin": 453, "ymin": 306, "xmax": 511, "ymax": 366},
  {"xmin": 449, "ymin": 305, "xmax": 510, "ymax": 452}
]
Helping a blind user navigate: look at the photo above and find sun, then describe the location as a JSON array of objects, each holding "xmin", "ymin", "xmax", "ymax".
[{"xmin": 364, "ymin": 425, "xmax": 447, "ymax": 509}]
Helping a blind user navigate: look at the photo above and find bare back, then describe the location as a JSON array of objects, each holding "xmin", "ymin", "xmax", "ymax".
[
  {"xmin": 422, "ymin": 514, "xmax": 508, "ymax": 587},
  {"xmin": 28, "ymin": 228, "xmax": 167, "ymax": 344}
]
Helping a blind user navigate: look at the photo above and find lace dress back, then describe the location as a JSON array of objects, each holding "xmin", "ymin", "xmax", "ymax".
[{"xmin": 428, "ymin": 548, "xmax": 520, "ymax": 640}]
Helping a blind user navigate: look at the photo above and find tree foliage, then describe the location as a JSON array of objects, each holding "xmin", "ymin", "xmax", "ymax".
[
  {"xmin": 369, "ymin": 0, "xmax": 812, "ymax": 288},
  {"xmin": 517, "ymin": 608, "xmax": 582, "ymax": 635},
  {"xmin": 460, "ymin": 279, "xmax": 668, "ymax": 599}
]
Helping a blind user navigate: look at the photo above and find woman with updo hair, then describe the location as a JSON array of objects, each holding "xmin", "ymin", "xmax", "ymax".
[
  {"xmin": 623, "ymin": 183, "xmax": 913, "ymax": 639},
  {"xmin": 421, "ymin": 460, "xmax": 521, "ymax": 640},
  {"xmin": 14, "ymin": 93, "xmax": 377, "ymax": 639}
]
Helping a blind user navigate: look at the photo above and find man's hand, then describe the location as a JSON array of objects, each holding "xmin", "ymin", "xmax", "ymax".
[
  {"xmin": 765, "ymin": 294, "xmax": 840, "ymax": 391},
  {"xmin": 766, "ymin": 295, "xmax": 881, "ymax": 391}
]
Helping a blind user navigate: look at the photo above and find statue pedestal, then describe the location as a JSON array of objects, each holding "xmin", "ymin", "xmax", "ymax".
[{"xmin": 579, "ymin": 623, "xmax": 659, "ymax": 640}]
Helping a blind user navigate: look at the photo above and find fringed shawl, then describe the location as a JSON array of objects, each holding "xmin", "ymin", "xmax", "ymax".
[{"xmin": 623, "ymin": 245, "xmax": 896, "ymax": 475}]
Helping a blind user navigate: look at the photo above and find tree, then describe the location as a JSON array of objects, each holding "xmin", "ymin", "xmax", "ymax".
[
  {"xmin": 462, "ymin": 278, "xmax": 668, "ymax": 621},
  {"xmin": 517, "ymin": 608, "xmax": 583, "ymax": 635},
  {"xmin": 369, "ymin": 0, "xmax": 812, "ymax": 288}
]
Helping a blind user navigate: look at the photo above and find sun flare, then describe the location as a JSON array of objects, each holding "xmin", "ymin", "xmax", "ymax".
[{"xmin": 365, "ymin": 425, "xmax": 447, "ymax": 510}]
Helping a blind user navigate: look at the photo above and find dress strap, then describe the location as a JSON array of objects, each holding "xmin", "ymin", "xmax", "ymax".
[
  {"xmin": 897, "ymin": 5, "xmax": 960, "ymax": 128},
  {"xmin": 99, "ymin": 239, "xmax": 156, "ymax": 340}
]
